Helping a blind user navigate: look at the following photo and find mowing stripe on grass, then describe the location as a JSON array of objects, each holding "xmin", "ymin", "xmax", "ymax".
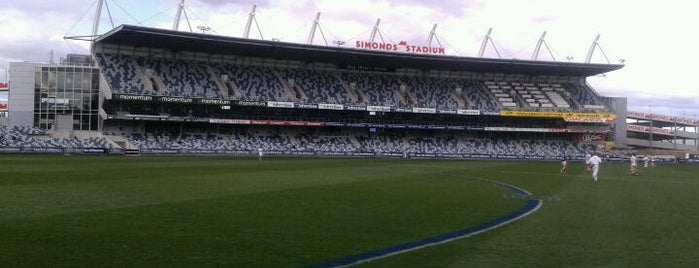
[{"xmin": 306, "ymin": 178, "xmax": 542, "ymax": 268}]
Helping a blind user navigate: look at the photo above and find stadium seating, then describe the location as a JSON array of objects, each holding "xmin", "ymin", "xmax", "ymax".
[
  {"xmin": 0, "ymin": 125, "xmax": 111, "ymax": 149},
  {"xmin": 87, "ymin": 52, "xmax": 620, "ymax": 160},
  {"xmin": 400, "ymin": 76, "xmax": 460, "ymax": 109},
  {"xmin": 95, "ymin": 52, "xmax": 610, "ymax": 114},
  {"xmin": 98, "ymin": 53, "xmax": 147, "ymax": 95},
  {"xmin": 462, "ymin": 80, "xmax": 500, "ymax": 111},
  {"xmin": 277, "ymin": 68, "xmax": 354, "ymax": 104},
  {"xmin": 101, "ymin": 125, "xmax": 596, "ymax": 159},
  {"xmin": 567, "ymin": 83, "xmax": 607, "ymax": 110},
  {"xmin": 338, "ymin": 72, "xmax": 407, "ymax": 107}
]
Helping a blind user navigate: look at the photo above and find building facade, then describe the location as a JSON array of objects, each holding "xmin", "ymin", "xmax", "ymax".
[{"xmin": 9, "ymin": 60, "xmax": 100, "ymax": 131}]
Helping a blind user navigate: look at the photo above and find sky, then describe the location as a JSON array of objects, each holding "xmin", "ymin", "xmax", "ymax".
[{"xmin": 1, "ymin": 0, "xmax": 698, "ymax": 118}]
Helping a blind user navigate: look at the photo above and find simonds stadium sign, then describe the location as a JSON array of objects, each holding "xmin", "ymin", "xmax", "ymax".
[{"xmin": 355, "ymin": 40, "xmax": 446, "ymax": 55}]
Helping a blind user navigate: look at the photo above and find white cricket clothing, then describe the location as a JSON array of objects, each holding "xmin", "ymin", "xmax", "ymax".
[
  {"xmin": 630, "ymin": 155, "xmax": 637, "ymax": 167},
  {"xmin": 589, "ymin": 155, "xmax": 602, "ymax": 180},
  {"xmin": 585, "ymin": 154, "xmax": 592, "ymax": 165}
]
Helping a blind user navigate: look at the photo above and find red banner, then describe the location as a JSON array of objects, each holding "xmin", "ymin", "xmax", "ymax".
[{"xmin": 0, "ymin": 102, "xmax": 7, "ymax": 110}]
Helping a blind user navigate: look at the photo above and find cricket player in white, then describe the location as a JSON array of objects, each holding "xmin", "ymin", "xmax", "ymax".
[
  {"xmin": 643, "ymin": 155, "xmax": 650, "ymax": 168},
  {"xmin": 585, "ymin": 153, "xmax": 592, "ymax": 173},
  {"xmin": 589, "ymin": 154, "xmax": 602, "ymax": 181},
  {"xmin": 258, "ymin": 148, "xmax": 263, "ymax": 161},
  {"xmin": 629, "ymin": 154, "xmax": 638, "ymax": 176}
]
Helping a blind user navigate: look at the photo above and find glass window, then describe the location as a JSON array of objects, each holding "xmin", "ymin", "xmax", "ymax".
[
  {"xmin": 42, "ymin": 71, "xmax": 49, "ymax": 89},
  {"xmin": 57, "ymin": 71, "xmax": 65, "ymax": 91},
  {"xmin": 48, "ymin": 70, "xmax": 56, "ymax": 90},
  {"xmin": 91, "ymin": 73, "xmax": 99, "ymax": 90},
  {"xmin": 90, "ymin": 93, "xmax": 98, "ymax": 110},
  {"xmin": 65, "ymin": 71, "xmax": 74, "ymax": 90},
  {"xmin": 35, "ymin": 70, "xmax": 41, "ymax": 88}
]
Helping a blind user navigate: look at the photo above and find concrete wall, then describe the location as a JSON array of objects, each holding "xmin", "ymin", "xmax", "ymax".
[{"xmin": 8, "ymin": 62, "xmax": 38, "ymax": 128}]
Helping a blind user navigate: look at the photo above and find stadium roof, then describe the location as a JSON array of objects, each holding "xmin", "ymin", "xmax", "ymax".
[{"xmin": 95, "ymin": 25, "xmax": 623, "ymax": 77}]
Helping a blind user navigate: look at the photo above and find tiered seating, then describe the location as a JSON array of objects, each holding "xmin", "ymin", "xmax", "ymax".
[
  {"xmin": 97, "ymin": 53, "xmax": 146, "ymax": 95},
  {"xmin": 278, "ymin": 69, "xmax": 354, "ymax": 104},
  {"xmin": 296, "ymin": 134, "xmax": 358, "ymax": 152},
  {"xmin": 113, "ymin": 126, "xmax": 595, "ymax": 159},
  {"xmin": 0, "ymin": 126, "xmax": 111, "ymax": 149},
  {"xmin": 340, "ymin": 72, "xmax": 406, "ymax": 107},
  {"xmin": 96, "ymin": 53, "xmax": 608, "ymax": 112},
  {"xmin": 460, "ymin": 80, "xmax": 499, "ymax": 111},
  {"xmin": 215, "ymin": 64, "xmax": 290, "ymax": 102},
  {"xmin": 568, "ymin": 83, "xmax": 606, "ymax": 110},
  {"xmin": 138, "ymin": 57, "xmax": 220, "ymax": 98},
  {"xmin": 401, "ymin": 77, "xmax": 460, "ymax": 108},
  {"xmin": 484, "ymin": 81, "xmax": 518, "ymax": 108},
  {"xmin": 355, "ymin": 135, "xmax": 404, "ymax": 153},
  {"xmin": 511, "ymin": 82, "xmax": 573, "ymax": 110}
]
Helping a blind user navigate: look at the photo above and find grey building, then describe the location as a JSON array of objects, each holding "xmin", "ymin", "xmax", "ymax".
[{"xmin": 9, "ymin": 59, "xmax": 100, "ymax": 131}]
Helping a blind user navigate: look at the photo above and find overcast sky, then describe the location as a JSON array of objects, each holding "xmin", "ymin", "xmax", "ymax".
[{"xmin": 1, "ymin": 0, "xmax": 698, "ymax": 118}]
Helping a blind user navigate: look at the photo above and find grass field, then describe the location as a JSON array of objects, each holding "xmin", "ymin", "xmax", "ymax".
[{"xmin": 1, "ymin": 155, "xmax": 698, "ymax": 267}]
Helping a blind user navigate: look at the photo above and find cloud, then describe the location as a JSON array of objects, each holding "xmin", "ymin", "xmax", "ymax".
[
  {"xmin": 192, "ymin": 0, "xmax": 273, "ymax": 8},
  {"xmin": 387, "ymin": 0, "xmax": 484, "ymax": 17},
  {"xmin": 5, "ymin": 0, "xmax": 90, "ymax": 13},
  {"xmin": 0, "ymin": 8, "xmax": 90, "ymax": 68}
]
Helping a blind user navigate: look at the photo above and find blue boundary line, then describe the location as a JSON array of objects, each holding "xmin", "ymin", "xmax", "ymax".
[{"xmin": 305, "ymin": 178, "xmax": 542, "ymax": 268}]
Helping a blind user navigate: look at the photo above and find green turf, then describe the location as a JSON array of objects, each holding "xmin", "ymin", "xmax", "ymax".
[{"xmin": 1, "ymin": 155, "xmax": 698, "ymax": 267}]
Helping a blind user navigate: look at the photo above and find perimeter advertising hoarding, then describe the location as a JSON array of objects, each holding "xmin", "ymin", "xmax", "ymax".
[
  {"xmin": 0, "ymin": 102, "xmax": 7, "ymax": 110},
  {"xmin": 500, "ymin": 110, "xmax": 616, "ymax": 123}
]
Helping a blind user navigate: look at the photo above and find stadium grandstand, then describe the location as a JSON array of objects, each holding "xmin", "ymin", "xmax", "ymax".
[{"xmin": 3, "ymin": 24, "xmax": 635, "ymax": 160}]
